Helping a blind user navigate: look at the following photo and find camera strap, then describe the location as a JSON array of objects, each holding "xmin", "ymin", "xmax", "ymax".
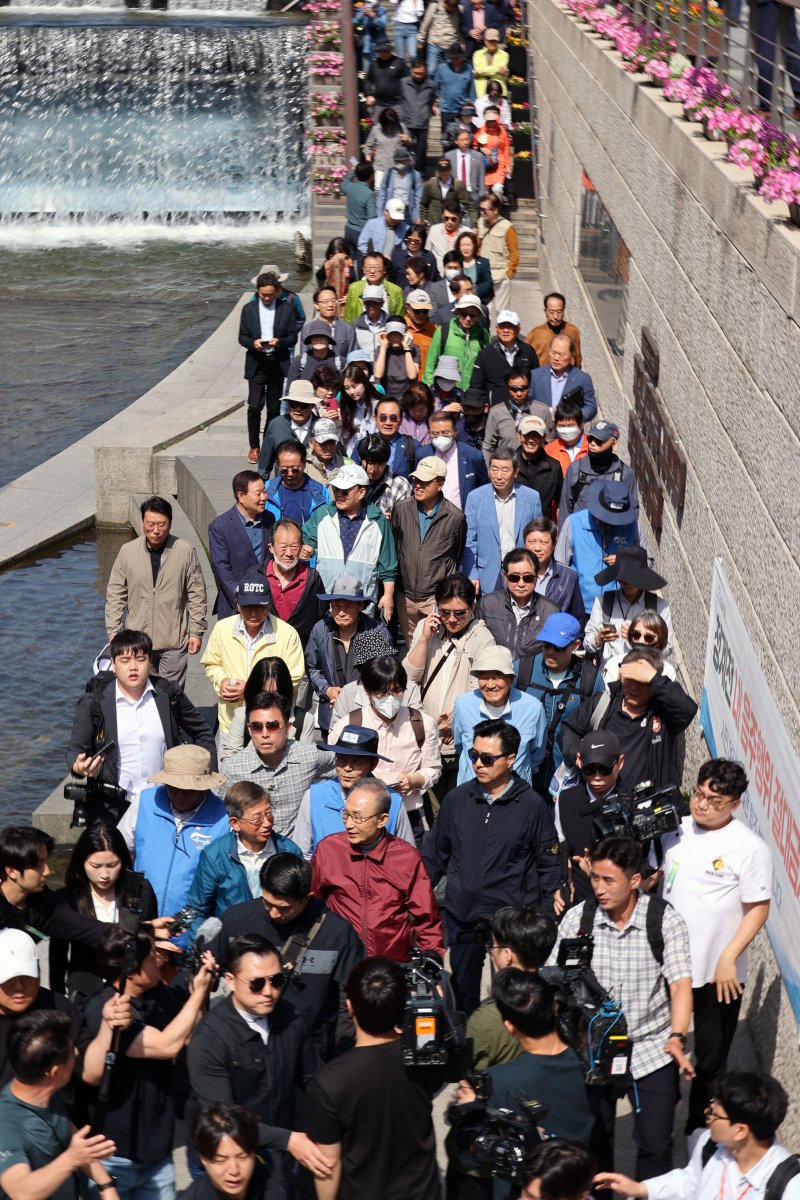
[{"xmin": 280, "ymin": 913, "xmax": 327, "ymax": 976}]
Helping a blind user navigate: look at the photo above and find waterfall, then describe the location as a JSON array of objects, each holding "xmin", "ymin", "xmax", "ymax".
[{"xmin": 0, "ymin": 20, "xmax": 309, "ymax": 227}]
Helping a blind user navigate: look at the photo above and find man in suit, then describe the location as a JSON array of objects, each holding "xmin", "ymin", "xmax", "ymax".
[
  {"xmin": 208, "ymin": 470, "xmax": 275, "ymax": 618},
  {"xmin": 462, "ymin": 450, "xmax": 543, "ymax": 594},
  {"xmin": 530, "ymin": 333, "xmax": 597, "ymax": 424},
  {"xmin": 419, "ymin": 158, "xmax": 475, "ymax": 227},
  {"xmin": 428, "ymin": 408, "xmax": 488, "ymax": 509},
  {"xmin": 470, "ymin": 309, "xmax": 540, "ymax": 406},
  {"xmin": 239, "ymin": 271, "xmax": 299, "ymax": 465},
  {"xmin": 446, "ymin": 124, "xmax": 485, "ymax": 200}
]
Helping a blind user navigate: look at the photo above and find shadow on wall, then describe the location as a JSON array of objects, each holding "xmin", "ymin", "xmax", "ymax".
[{"xmin": 744, "ymin": 955, "xmax": 784, "ymax": 1072}]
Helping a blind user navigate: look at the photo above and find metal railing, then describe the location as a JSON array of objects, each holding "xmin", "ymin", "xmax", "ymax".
[{"xmin": 623, "ymin": 0, "xmax": 800, "ymax": 127}]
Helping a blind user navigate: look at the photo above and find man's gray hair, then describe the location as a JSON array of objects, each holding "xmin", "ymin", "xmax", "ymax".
[
  {"xmin": 348, "ymin": 776, "xmax": 392, "ymax": 815},
  {"xmin": 224, "ymin": 780, "xmax": 270, "ymax": 820}
]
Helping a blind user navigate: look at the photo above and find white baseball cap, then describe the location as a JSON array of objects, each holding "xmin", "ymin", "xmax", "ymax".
[
  {"xmin": 0, "ymin": 929, "xmax": 39, "ymax": 985},
  {"xmin": 496, "ymin": 310, "xmax": 521, "ymax": 327},
  {"xmin": 386, "ymin": 199, "xmax": 406, "ymax": 220},
  {"xmin": 332, "ymin": 463, "xmax": 369, "ymax": 489}
]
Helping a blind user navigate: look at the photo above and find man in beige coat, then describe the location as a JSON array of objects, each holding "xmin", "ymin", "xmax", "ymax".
[{"xmin": 105, "ymin": 495, "xmax": 207, "ymax": 688}]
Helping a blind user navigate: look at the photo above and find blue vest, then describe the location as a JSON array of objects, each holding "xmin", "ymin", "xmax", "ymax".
[
  {"xmin": 570, "ymin": 510, "xmax": 638, "ymax": 614},
  {"xmin": 133, "ymin": 785, "xmax": 230, "ymax": 917},
  {"xmin": 308, "ymin": 778, "xmax": 406, "ymax": 852}
]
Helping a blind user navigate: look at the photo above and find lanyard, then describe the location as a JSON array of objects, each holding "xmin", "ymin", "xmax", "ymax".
[{"xmin": 719, "ymin": 1168, "xmax": 752, "ymax": 1200}]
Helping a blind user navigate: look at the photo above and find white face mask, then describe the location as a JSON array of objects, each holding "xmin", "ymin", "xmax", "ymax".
[
  {"xmin": 273, "ymin": 555, "xmax": 299, "ymax": 572},
  {"xmin": 556, "ymin": 424, "xmax": 581, "ymax": 444},
  {"xmin": 372, "ymin": 693, "xmax": 402, "ymax": 720},
  {"xmin": 437, "ymin": 378, "xmax": 456, "ymax": 392},
  {"xmin": 432, "ymin": 435, "xmax": 454, "ymax": 452},
  {"xmin": 444, "ymin": 268, "xmax": 460, "ymax": 281}
]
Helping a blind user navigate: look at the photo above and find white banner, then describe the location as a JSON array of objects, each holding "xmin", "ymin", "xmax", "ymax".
[{"xmin": 700, "ymin": 559, "xmax": 800, "ymax": 1028}]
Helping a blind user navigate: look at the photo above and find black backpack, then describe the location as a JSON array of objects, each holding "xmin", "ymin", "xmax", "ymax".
[
  {"xmin": 600, "ymin": 589, "xmax": 659, "ymax": 625},
  {"xmin": 700, "ymin": 1140, "xmax": 800, "ymax": 1200},
  {"xmin": 580, "ymin": 893, "xmax": 669, "ymax": 966},
  {"xmin": 517, "ymin": 657, "xmax": 600, "ymax": 770}
]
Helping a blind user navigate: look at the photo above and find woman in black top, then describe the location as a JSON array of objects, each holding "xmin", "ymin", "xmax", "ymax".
[{"xmin": 187, "ymin": 1104, "xmax": 269, "ymax": 1200}]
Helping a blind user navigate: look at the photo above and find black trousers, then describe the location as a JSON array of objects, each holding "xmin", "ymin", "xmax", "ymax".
[
  {"xmin": 590, "ymin": 1061, "xmax": 679, "ymax": 1180},
  {"xmin": 686, "ymin": 983, "xmax": 743, "ymax": 1134},
  {"xmin": 446, "ymin": 913, "xmax": 488, "ymax": 1016},
  {"xmin": 246, "ymin": 359, "xmax": 284, "ymax": 448},
  {"xmin": 409, "ymin": 125, "xmax": 430, "ymax": 174}
]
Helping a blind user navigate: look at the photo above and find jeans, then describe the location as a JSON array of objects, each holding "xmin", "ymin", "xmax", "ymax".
[
  {"xmin": 426, "ymin": 42, "xmax": 448, "ymax": 76},
  {"xmin": 394, "ymin": 22, "xmax": 418, "ymax": 61},
  {"xmin": 755, "ymin": 0, "xmax": 800, "ymax": 108},
  {"xmin": 101, "ymin": 1155, "xmax": 174, "ymax": 1200}
]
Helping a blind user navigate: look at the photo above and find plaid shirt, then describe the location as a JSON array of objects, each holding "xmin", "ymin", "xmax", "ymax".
[
  {"xmin": 550, "ymin": 893, "xmax": 691, "ymax": 1079},
  {"xmin": 374, "ymin": 469, "xmax": 412, "ymax": 519},
  {"xmin": 221, "ymin": 742, "xmax": 336, "ymax": 840}
]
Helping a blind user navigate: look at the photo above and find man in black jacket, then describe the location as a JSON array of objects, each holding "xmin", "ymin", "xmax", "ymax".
[
  {"xmin": 470, "ymin": 310, "xmax": 539, "ymax": 406},
  {"xmin": 66, "ymin": 629, "xmax": 216, "ymax": 803},
  {"xmin": 423, "ymin": 719, "xmax": 560, "ymax": 1013},
  {"xmin": 555, "ymin": 730, "xmax": 625, "ymax": 910},
  {"xmin": 399, "ymin": 60, "xmax": 437, "ymax": 172},
  {"xmin": 364, "ymin": 40, "xmax": 408, "ymax": 119},
  {"xmin": 558, "ymin": 646, "xmax": 698, "ymax": 792},
  {"xmin": 188, "ymin": 934, "xmax": 329, "ymax": 1198},
  {"xmin": 476, "ymin": 548, "xmax": 559, "ymax": 659},
  {"xmin": 239, "ymin": 272, "xmax": 299, "ymax": 464},
  {"xmin": 214, "ymin": 855, "xmax": 363, "ymax": 1062},
  {"xmin": 515, "ymin": 415, "xmax": 563, "ymax": 521}
]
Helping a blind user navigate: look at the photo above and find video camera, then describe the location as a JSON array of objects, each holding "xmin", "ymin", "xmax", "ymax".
[
  {"xmin": 539, "ymin": 937, "xmax": 633, "ymax": 1089},
  {"xmin": 587, "ymin": 780, "xmax": 681, "ymax": 844},
  {"xmin": 64, "ymin": 779, "xmax": 129, "ymax": 829},
  {"xmin": 168, "ymin": 905, "xmax": 222, "ymax": 979},
  {"xmin": 402, "ymin": 947, "xmax": 465, "ymax": 1068},
  {"xmin": 446, "ymin": 1069, "xmax": 547, "ymax": 1184}
]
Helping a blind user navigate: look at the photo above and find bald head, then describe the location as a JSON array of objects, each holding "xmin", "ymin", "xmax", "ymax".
[{"xmin": 549, "ymin": 334, "xmax": 574, "ymax": 372}]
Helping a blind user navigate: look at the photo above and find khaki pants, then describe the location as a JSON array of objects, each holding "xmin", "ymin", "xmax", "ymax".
[
  {"xmin": 397, "ymin": 591, "xmax": 436, "ymax": 646},
  {"xmin": 490, "ymin": 275, "xmax": 512, "ymax": 320}
]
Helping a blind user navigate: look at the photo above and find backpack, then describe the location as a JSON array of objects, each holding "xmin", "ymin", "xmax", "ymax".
[
  {"xmin": 401, "ymin": 435, "xmax": 417, "ymax": 474},
  {"xmin": 600, "ymin": 590, "xmax": 659, "ymax": 625},
  {"xmin": 700, "ymin": 1141, "xmax": 800, "ymax": 1200},
  {"xmin": 517, "ymin": 657, "xmax": 600, "ymax": 772},
  {"xmin": 348, "ymin": 706, "xmax": 425, "ymax": 749},
  {"xmin": 580, "ymin": 892, "xmax": 670, "ymax": 966},
  {"xmin": 570, "ymin": 461, "xmax": 623, "ymax": 509}
]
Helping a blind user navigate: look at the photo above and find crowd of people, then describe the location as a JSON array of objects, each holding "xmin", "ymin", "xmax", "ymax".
[{"xmin": 1, "ymin": 4, "xmax": 792, "ymax": 1200}]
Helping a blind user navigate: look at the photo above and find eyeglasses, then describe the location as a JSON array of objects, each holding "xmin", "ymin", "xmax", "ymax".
[
  {"xmin": 587, "ymin": 436, "xmax": 613, "ymax": 447},
  {"xmin": 479, "ymin": 206, "xmax": 492, "ymax": 213},
  {"xmin": 459, "ymin": 311, "xmax": 479, "ymax": 319},
  {"xmin": 237, "ymin": 808, "xmax": 274, "ymax": 825},
  {"xmin": 115, "ymin": 652, "xmax": 149, "ymax": 664},
  {"xmin": 342, "ymin": 809, "xmax": 381, "ymax": 824},
  {"xmin": 630, "ymin": 631, "xmax": 659, "ymax": 645},
  {"xmin": 582, "ymin": 762, "xmax": 613, "ymax": 776},
  {"xmin": 240, "ymin": 973, "xmax": 286, "ymax": 993},
  {"xmin": 705, "ymin": 1104, "xmax": 731, "ymax": 1124},
  {"xmin": 508, "ymin": 383, "xmax": 529, "ymax": 393},
  {"xmin": 468, "ymin": 748, "xmax": 506, "ymax": 766},
  {"xmin": 691, "ymin": 788, "xmax": 735, "ymax": 812},
  {"xmin": 439, "ymin": 607, "xmax": 470, "ymax": 619},
  {"xmin": 247, "ymin": 720, "xmax": 282, "ymax": 734},
  {"xmin": 506, "ymin": 572, "xmax": 535, "ymax": 583}
]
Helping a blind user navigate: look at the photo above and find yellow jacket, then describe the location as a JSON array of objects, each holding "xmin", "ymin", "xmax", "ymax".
[
  {"xmin": 472, "ymin": 46, "xmax": 509, "ymax": 96},
  {"xmin": 201, "ymin": 614, "xmax": 305, "ymax": 733}
]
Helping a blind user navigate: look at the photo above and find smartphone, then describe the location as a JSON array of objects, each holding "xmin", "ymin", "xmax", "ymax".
[{"xmin": 94, "ymin": 740, "xmax": 117, "ymax": 759}]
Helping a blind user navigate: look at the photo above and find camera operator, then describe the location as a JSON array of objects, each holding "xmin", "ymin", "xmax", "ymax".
[
  {"xmin": 549, "ymin": 837, "xmax": 693, "ymax": 1180},
  {"xmin": 304, "ymin": 956, "xmax": 442, "ymax": 1200},
  {"xmin": 558, "ymin": 648, "xmax": 697, "ymax": 793},
  {"xmin": 520, "ymin": 1139, "xmax": 597, "ymax": 1200},
  {"xmin": 66, "ymin": 630, "xmax": 216, "ymax": 828},
  {"xmin": 216, "ymin": 854, "xmax": 364, "ymax": 1062},
  {"xmin": 595, "ymin": 1070, "xmax": 799, "ymax": 1200},
  {"xmin": 655, "ymin": 759, "xmax": 771, "ymax": 1140},
  {"xmin": 555, "ymin": 732, "xmax": 625, "ymax": 911},
  {"xmin": 81, "ymin": 923, "xmax": 218, "ymax": 1200},
  {"xmin": 463, "ymin": 906, "xmax": 557, "ymax": 1072},
  {"xmin": 449, "ymin": 971, "xmax": 593, "ymax": 1200},
  {"xmin": 187, "ymin": 1104, "xmax": 267, "ymax": 1200},
  {"xmin": 0, "ymin": 826, "xmax": 105, "ymax": 950}
]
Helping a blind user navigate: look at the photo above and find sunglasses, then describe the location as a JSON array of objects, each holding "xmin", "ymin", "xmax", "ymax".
[
  {"xmin": 242, "ymin": 973, "xmax": 286, "ymax": 993},
  {"xmin": 247, "ymin": 720, "xmax": 282, "ymax": 733},
  {"xmin": 439, "ymin": 607, "xmax": 470, "ymax": 618},
  {"xmin": 506, "ymin": 572, "xmax": 535, "ymax": 583},
  {"xmin": 468, "ymin": 748, "xmax": 506, "ymax": 766},
  {"xmin": 630, "ymin": 631, "xmax": 659, "ymax": 645},
  {"xmin": 582, "ymin": 762, "xmax": 613, "ymax": 776}
]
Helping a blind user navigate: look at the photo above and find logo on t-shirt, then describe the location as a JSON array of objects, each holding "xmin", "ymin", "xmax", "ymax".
[{"xmin": 713, "ymin": 858, "xmax": 724, "ymax": 871}]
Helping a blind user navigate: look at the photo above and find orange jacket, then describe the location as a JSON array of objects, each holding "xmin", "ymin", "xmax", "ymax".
[
  {"xmin": 473, "ymin": 124, "xmax": 511, "ymax": 186},
  {"xmin": 545, "ymin": 433, "xmax": 589, "ymax": 477}
]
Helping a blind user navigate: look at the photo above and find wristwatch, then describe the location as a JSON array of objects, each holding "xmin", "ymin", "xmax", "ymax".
[
  {"xmin": 668, "ymin": 1031, "xmax": 687, "ymax": 1047},
  {"xmin": 97, "ymin": 1178, "xmax": 117, "ymax": 1192}
]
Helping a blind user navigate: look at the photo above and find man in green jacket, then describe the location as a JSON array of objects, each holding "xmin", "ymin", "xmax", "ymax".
[
  {"xmin": 422, "ymin": 293, "xmax": 491, "ymax": 388},
  {"xmin": 343, "ymin": 251, "xmax": 405, "ymax": 323}
]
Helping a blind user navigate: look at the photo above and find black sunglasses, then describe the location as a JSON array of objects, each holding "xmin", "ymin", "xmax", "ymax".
[
  {"xmin": 244, "ymin": 973, "xmax": 286, "ymax": 993},
  {"xmin": 468, "ymin": 748, "xmax": 506, "ymax": 766},
  {"xmin": 582, "ymin": 762, "xmax": 613, "ymax": 776}
]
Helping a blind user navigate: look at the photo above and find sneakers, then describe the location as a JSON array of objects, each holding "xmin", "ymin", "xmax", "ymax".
[{"xmin": 247, "ymin": 448, "xmax": 259, "ymax": 464}]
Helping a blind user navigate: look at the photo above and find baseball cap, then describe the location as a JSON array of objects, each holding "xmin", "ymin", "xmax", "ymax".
[
  {"xmin": 361, "ymin": 284, "xmax": 386, "ymax": 302},
  {"xmin": 332, "ymin": 463, "xmax": 369, "ymax": 489},
  {"xmin": 0, "ymin": 929, "xmax": 39, "ymax": 986},
  {"xmin": 385, "ymin": 318, "xmax": 407, "ymax": 335},
  {"xmin": 406, "ymin": 289, "xmax": 432, "ymax": 310},
  {"xmin": 496, "ymin": 309, "xmax": 521, "ymax": 327},
  {"xmin": 472, "ymin": 644, "xmax": 515, "ymax": 675},
  {"xmin": 538, "ymin": 612, "xmax": 582, "ymax": 648},
  {"xmin": 484, "ymin": 27, "xmax": 501, "ymax": 40},
  {"xmin": 461, "ymin": 387, "xmax": 487, "ymax": 409},
  {"xmin": 235, "ymin": 572, "xmax": 271, "ymax": 605},
  {"xmin": 519, "ymin": 415, "xmax": 546, "ymax": 436},
  {"xmin": 578, "ymin": 730, "xmax": 622, "ymax": 769},
  {"xmin": 587, "ymin": 419, "xmax": 621, "ymax": 441},
  {"xmin": 393, "ymin": 146, "xmax": 412, "ymax": 163},
  {"xmin": 317, "ymin": 724, "xmax": 391, "ymax": 761},
  {"xmin": 436, "ymin": 157, "xmax": 452, "ymax": 170},
  {"xmin": 386, "ymin": 199, "xmax": 406, "ymax": 220},
  {"xmin": 318, "ymin": 575, "xmax": 367, "ymax": 602},
  {"xmin": 312, "ymin": 418, "xmax": 338, "ymax": 444},
  {"xmin": 410, "ymin": 457, "xmax": 447, "ymax": 483},
  {"xmin": 454, "ymin": 294, "xmax": 483, "ymax": 312}
]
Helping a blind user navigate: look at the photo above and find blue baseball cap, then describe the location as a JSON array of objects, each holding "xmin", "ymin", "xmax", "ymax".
[
  {"xmin": 538, "ymin": 613, "xmax": 582, "ymax": 648},
  {"xmin": 235, "ymin": 572, "xmax": 271, "ymax": 605}
]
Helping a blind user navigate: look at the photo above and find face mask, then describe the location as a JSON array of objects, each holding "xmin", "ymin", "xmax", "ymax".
[
  {"xmin": 588, "ymin": 445, "xmax": 615, "ymax": 470},
  {"xmin": 273, "ymin": 555, "xmax": 298, "ymax": 572},
  {"xmin": 464, "ymin": 410, "xmax": 484, "ymax": 426},
  {"xmin": 556, "ymin": 425, "xmax": 581, "ymax": 444},
  {"xmin": 444, "ymin": 268, "xmax": 459, "ymax": 281},
  {"xmin": 437, "ymin": 379, "xmax": 456, "ymax": 392},
  {"xmin": 396, "ymin": 164, "xmax": 407, "ymax": 175},
  {"xmin": 372, "ymin": 693, "xmax": 402, "ymax": 720},
  {"xmin": 432, "ymin": 435, "xmax": 454, "ymax": 452}
]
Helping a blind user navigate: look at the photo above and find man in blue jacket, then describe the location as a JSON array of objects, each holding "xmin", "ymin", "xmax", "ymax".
[
  {"xmin": 423, "ymin": 718, "xmax": 560, "ymax": 1012},
  {"xmin": 184, "ymin": 780, "xmax": 302, "ymax": 939},
  {"xmin": 265, "ymin": 441, "xmax": 330, "ymax": 526},
  {"xmin": 462, "ymin": 451, "xmax": 543, "ymax": 594},
  {"xmin": 208, "ymin": 470, "xmax": 275, "ymax": 618}
]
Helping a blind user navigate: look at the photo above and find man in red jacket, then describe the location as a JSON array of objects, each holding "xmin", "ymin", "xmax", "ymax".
[{"xmin": 310, "ymin": 778, "xmax": 443, "ymax": 961}]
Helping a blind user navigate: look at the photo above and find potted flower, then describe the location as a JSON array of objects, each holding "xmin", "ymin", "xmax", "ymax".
[
  {"xmin": 727, "ymin": 120, "xmax": 800, "ymax": 188},
  {"xmin": 758, "ymin": 167, "xmax": 800, "ymax": 225},
  {"xmin": 312, "ymin": 162, "xmax": 349, "ymax": 200},
  {"xmin": 309, "ymin": 52, "xmax": 343, "ymax": 83}
]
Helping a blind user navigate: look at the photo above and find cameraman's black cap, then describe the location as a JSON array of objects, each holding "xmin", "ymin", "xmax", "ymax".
[{"xmin": 579, "ymin": 731, "xmax": 621, "ymax": 768}]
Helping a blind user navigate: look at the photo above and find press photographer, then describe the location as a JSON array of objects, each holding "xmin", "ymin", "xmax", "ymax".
[
  {"xmin": 548, "ymin": 837, "xmax": 693, "ymax": 1180},
  {"xmin": 447, "ymin": 970, "xmax": 592, "ymax": 1200}
]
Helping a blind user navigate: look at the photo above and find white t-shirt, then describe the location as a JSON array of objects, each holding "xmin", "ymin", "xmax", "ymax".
[{"xmin": 659, "ymin": 815, "xmax": 772, "ymax": 986}]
